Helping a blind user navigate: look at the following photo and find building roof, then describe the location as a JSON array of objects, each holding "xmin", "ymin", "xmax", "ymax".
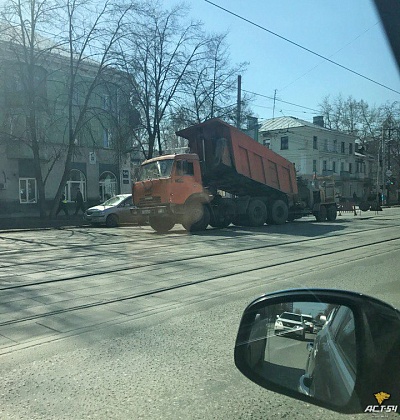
[
  {"xmin": 259, "ymin": 116, "xmax": 355, "ymax": 139},
  {"xmin": 260, "ymin": 117, "xmax": 332, "ymax": 131}
]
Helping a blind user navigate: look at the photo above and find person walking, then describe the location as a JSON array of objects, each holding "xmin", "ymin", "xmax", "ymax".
[
  {"xmin": 56, "ymin": 193, "xmax": 69, "ymax": 216},
  {"xmin": 74, "ymin": 188, "xmax": 85, "ymax": 215}
]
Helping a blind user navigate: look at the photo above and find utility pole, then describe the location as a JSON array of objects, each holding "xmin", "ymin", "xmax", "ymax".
[
  {"xmin": 236, "ymin": 75, "xmax": 242, "ymax": 129},
  {"xmin": 272, "ymin": 89, "xmax": 277, "ymax": 119}
]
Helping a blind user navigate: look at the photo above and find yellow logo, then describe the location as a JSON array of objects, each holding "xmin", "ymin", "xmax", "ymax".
[{"xmin": 374, "ymin": 392, "xmax": 391, "ymax": 405}]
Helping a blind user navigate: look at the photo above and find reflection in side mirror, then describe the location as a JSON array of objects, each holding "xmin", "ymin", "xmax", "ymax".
[
  {"xmin": 235, "ymin": 289, "xmax": 400, "ymax": 414},
  {"xmin": 240, "ymin": 302, "xmax": 356, "ymax": 406}
]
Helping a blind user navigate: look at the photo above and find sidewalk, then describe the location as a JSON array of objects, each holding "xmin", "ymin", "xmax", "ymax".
[{"xmin": 0, "ymin": 213, "xmax": 86, "ymax": 232}]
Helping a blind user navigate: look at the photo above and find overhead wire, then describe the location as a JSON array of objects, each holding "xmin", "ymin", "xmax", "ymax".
[{"xmin": 204, "ymin": 0, "xmax": 400, "ymax": 95}]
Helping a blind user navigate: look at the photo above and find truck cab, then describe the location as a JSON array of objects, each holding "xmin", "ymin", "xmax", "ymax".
[{"xmin": 132, "ymin": 154, "xmax": 211, "ymax": 233}]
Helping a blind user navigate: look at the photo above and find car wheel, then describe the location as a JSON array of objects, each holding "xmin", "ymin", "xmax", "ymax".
[{"xmin": 106, "ymin": 214, "xmax": 119, "ymax": 228}]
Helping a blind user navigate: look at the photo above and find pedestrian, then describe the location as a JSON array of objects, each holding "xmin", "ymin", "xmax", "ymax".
[
  {"xmin": 56, "ymin": 193, "xmax": 69, "ymax": 216},
  {"xmin": 74, "ymin": 188, "xmax": 85, "ymax": 215}
]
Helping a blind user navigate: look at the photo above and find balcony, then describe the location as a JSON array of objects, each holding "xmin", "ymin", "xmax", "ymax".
[{"xmin": 340, "ymin": 171, "xmax": 351, "ymax": 180}]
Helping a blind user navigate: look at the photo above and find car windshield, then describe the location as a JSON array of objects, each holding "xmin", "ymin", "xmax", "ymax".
[
  {"xmin": 103, "ymin": 195, "xmax": 129, "ymax": 206},
  {"xmin": 138, "ymin": 160, "xmax": 174, "ymax": 181},
  {"xmin": 281, "ymin": 313, "xmax": 302, "ymax": 322}
]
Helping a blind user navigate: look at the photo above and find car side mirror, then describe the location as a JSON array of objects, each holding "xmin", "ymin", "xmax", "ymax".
[{"xmin": 234, "ymin": 289, "xmax": 400, "ymax": 414}]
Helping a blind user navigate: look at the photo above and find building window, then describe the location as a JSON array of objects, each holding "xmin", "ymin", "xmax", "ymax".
[
  {"xmin": 323, "ymin": 160, "xmax": 327, "ymax": 171},
  {"xmin": 340, "ymin": 162, "xmax": 344, "ymax": 172},
  {"xmin": 103, "ymin": 129, "xmax": 112, "ymax": 148},
  {"xmin": 349, "ymin": 163, "xmax": 353, "ymax": 173},
  {"xmin": 332, "ymin": 161, "xmax": 336, "ymax": 173},
  {"xmin": 263, "ymin": 139, "xmax": 271, "ymax": 148},
  {"xmin": 349, "ymin": 143, "xmax": 353, "ymax": 155},
  {"xmin": 333, "ymin": 139, "xmax": 337, "ymax": 153},
  {"xmin": 19, "ymin": 178, "xmax": 37, "ymax": 203},
  {"xmin": 99, "ymin": 171, "xmax": 117, "ymax": 201},
  {"xmin": 324, "ymin": 139, "xmax": 328, "ymax": 151},
  {"xmin": 313, "ymin": 136, "xmax": 318, "ymax": 150},
  {"xmin": 341, "ymin": 142, "xmax": 345, "ymax": 153},
  {"xmin": 312, "ymin": 160, "xmax": 317, "ymax": 173},
  {"xmin": 280, "ymin": 136, "xmax": 288, "ymax": 150}
]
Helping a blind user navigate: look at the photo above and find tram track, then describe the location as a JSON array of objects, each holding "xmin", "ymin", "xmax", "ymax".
[
  {"xmin": 0, "ymin": 221, "xmax": 399, "ymax": 289},
  {"xmin": 0, "ymin": 220, "xmax": 398, "ymax": 272},
  {"xmin": 1, "ymin": 231, "xmax": 400, "ymax": 328}
]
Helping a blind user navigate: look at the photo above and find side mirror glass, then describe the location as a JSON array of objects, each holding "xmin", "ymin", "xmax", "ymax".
[{"xmin": 234, "ymin": 289, "xmax": 400, "ymax": 414}]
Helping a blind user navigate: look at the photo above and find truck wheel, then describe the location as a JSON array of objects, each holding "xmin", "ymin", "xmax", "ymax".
[
  {"xmin": 106, "ymin": 214, "xmax": 119, "ymax": 228},
  {"xmin": 182, "ymin": 205, "xmax": 210, "ymax": 232},
  {"xmin": 315, "ymin": 205, "xmax": 327, "ymax": 222},
  {"xmin": 247, "ymin": 199, "xmax": 267, "ymax": 227},
  {"xmin": 149, "ymin": 215, "xmax": 175, "ymax": 233},
  {"xmin": 359, "ymin": 201, "xmax": 370, "ymax": 212},
  {"xmin": 269, "ymin": 200, "xmax": 288, "ymax": 225},
  {"xmin": 326, "ymin": 205, "xmax": 337, "ymax": 221},
  {"xmin": 210, "ymin": 201, "xmax": 235, "ymax": 228}
]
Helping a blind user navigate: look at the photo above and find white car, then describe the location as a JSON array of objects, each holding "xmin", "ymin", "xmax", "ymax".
[
  {"xmin": 274, "ymin": 311, "xmax": 306, "ymax": 340},
  {"xmin": 84, "ymin": 194, "xmax": 142, "ymax": 227}
]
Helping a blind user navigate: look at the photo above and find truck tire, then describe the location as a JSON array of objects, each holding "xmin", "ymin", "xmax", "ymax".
[
  {"xmin": 210, "ymin": 201, "xmax": 235, "ymax": 228},
  {"xmin": 326, "ymin": 205, "xmax": 337, "ymax": 221},
  {"xmin": 247, "ymin": 199, "xmax": 267, "ymax": 227},
  {"xmin": 315, "ymin": 205, "xmax": 327, "ymax": 222},
  {"xmin": 359, "ymin": 201, "xmax": 370, "ymax": 212},
  {"xmin": 149, "ymin": 215, "xmax": 175, "ymax": 233},
  {"xmin": 269, "ymin": 200, "xmax": 288, "ymax": 225},
  {"xmin": 182, "ymin": 205, "xmax": 210, "ymax": 232}
]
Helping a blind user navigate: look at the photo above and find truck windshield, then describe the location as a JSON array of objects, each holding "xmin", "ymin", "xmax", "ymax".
[{"xmin": 138, "ymin": 159, "xmax": 174, "ymax": 180}]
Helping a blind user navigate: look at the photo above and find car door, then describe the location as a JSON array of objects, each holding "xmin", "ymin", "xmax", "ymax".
[{"xmin": 117, "ymin": 197, "xmax": 133, "ymax": 223}]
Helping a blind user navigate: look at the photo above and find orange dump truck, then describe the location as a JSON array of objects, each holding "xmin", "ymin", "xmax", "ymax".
[{"xmin": 132, "ymin": 118, "xmax": 337, "ymax": 233}]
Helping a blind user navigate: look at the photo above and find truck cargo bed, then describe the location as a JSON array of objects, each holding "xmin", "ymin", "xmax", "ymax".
[{"xmin": 176, "ymin": 118, "xmax": 297, "ymax": 198}]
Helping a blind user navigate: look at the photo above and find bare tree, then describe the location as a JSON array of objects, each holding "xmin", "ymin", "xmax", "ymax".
[
  {"xmin": 177, "ymin": 32, "xmax": 248, "ymax": 126},
  {"xmin": 319, "ymin": 95, "xmax": 400, "ymax": 198},
  {"xmin": 1, "ymin": 0, "xmax": 63, "ymax": 217},
  {"xmin": 1, "ymin": 0, "xmax": 135, "ymax": 217},
  {"xmin": 115, "ymin": 2, "xmax": 208, "ymax": 159},
  {"xmin": 47, "ymin": 0, "xmax": 134, "ymax": 216}
]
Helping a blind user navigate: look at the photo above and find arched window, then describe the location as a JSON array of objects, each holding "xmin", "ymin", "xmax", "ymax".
[
  {"xmin": 99, "ymin": 171, "xmax": 117, "ymax": 202},
  {"xmin": 65, "ymin": 169, "xmax": 86, "ymax": 202}
]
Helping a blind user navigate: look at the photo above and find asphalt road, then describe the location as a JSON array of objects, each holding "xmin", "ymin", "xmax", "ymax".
[{"xmin": 1, "ymin": 209, "xmax": 399, "ymax": 419}]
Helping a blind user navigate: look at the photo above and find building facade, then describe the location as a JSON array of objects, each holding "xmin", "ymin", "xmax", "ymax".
[
  {"xmin": 0, "ymin": 39, "xmax": 137, "ymax": 215},
  {"xmin": 259, "ymin": 116, "xmax": 374, "ymax": 200}
]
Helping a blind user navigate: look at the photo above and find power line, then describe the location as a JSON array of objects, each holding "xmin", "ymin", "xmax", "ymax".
[
  {"xmin": 279, "ymin": 21, "xmax": 380, "ymax": 92},
  {"xmin": 243, "ymin": 88, "xmax": 320, "ymax": 112},
  {"xmin": 204, "ymin": 0, "xmax": 400, "ymax": 95}
]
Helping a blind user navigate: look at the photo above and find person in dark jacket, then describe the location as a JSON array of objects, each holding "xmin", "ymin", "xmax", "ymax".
[
  {"xmin": 56, "ymin": 193, "xmax": 69, "ymax": 216},
  {"xmin": 74, "ymin": 188, "xmax": 85, "ymax": 215}
]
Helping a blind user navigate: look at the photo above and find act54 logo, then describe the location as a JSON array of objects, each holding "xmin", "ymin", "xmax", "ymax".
[{"xmin": 364, "ymin": 392, "xmax": 398, "ymax": 413}]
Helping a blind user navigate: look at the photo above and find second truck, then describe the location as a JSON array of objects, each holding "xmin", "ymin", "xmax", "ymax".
[{"xmin": 131, "ymin": 118, "xmax": 337, "ymax": 233}]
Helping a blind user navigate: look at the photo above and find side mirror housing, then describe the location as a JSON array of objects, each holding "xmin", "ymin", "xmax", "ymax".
[{"xmin": 234, "ymin": 289, "xmax": 400, "ymax": 414}]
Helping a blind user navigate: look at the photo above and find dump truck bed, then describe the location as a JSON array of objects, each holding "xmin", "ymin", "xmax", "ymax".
[{"xmin": 176, "ymin": 118, "xmax": 298, "ymax": 198}]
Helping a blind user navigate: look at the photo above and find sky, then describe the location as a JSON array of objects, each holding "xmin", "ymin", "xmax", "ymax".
[{"xmin": 165, "ymin": 0, "xmax": 400, "ymax": 122}]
